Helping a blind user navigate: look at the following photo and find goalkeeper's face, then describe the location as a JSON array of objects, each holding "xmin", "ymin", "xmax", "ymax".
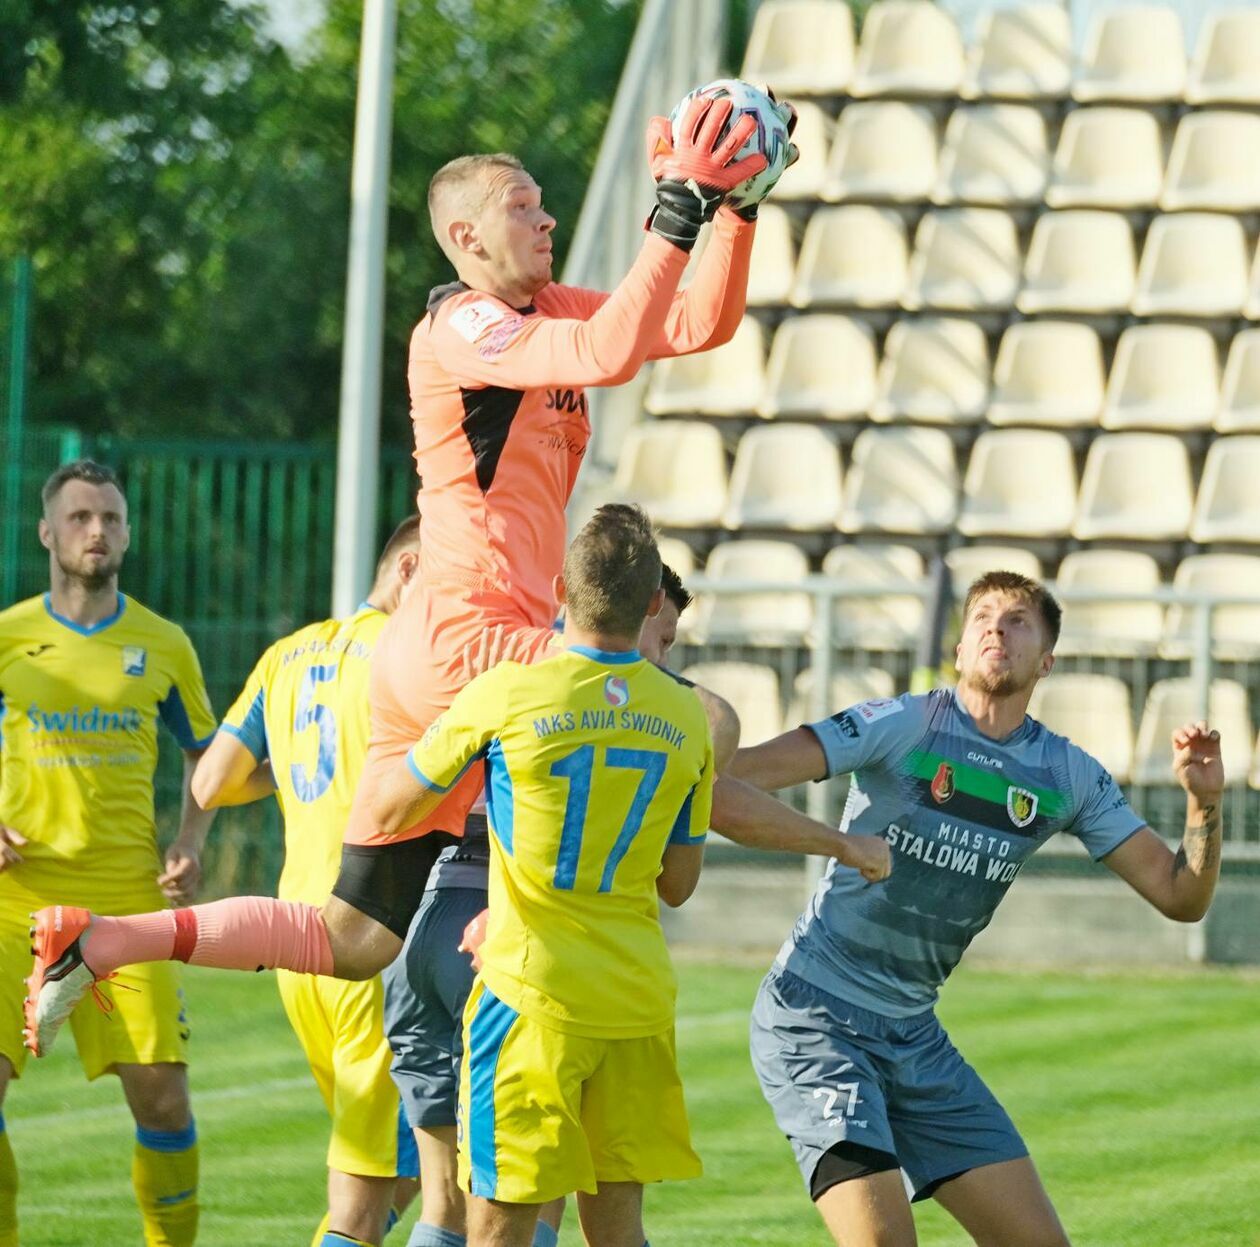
[
  {"xmin": 955, "ymin": 590, "xmax": 1054, "ymax": 698},
  {"xmin": 476, "ymin": 167, "xmax": 556, "ymax": 296}
]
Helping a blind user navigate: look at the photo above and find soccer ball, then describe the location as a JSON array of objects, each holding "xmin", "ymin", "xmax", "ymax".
[{"xmin": 669, "ymin": 78, "xmax": 793, "ymax": 211}]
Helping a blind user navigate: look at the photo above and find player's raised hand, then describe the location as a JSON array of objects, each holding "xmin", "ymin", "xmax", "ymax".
[
  {"xmin": 837, "ymin": 833, "xmax": 893, "ymax": 883},
  {"xmin": 1172, "ymin": 721, "xmax": 1225, "ymax": 800},
  {"xmin": 158, "ymin": 840, "xmax": 202, "ymax": 905},
  {"xmin": 0, "ymin": 824, "xmax": 26, "ymax": 872}
]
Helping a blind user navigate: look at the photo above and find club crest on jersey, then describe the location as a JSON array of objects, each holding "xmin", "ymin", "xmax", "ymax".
[
  {"xmin": 604, "ymin": 675, "xmax": 630, "ymax": 708},
  {"xmin": 930, "ymin": 762, "xmax": 955, "ymax": 804},
  {"xmin": 1006, "ymin": 786, "xmax": 1038, "ymax": 828},
  {"xmin": 121, "ymin": 646, "xmax": 147, "ymax": 676}
]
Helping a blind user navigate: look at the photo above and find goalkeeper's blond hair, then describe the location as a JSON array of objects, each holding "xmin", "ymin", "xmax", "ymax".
[{"xmin": 428, "ymin": 153, "xmax": 525, "ymax": 261}]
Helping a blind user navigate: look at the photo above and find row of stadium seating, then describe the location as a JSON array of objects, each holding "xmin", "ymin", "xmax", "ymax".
[
  {"xmin": 747, "ymin": 0, "xmax": 1260, "ymax": 105},
  {"xmin": 777, "ymin": 103, "xmax": 1260, "ymax": 213},
  {"xmin": 620, "ymin": 422, "xmax": 1260, "ymax": 543},
  {"xmin": 661, "ymin": 538, "xmax": 1260, "ymax": 656},
  {"xmin": 687, "ymin": 660, "xmax": 1260, "ymax": 787},
  {"xmin": 649, "ymin": 315, "xmax": 1260, "ymax": 431}
]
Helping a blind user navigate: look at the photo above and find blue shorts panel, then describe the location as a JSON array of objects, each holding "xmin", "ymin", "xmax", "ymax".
[
  {"xmin": 382, "ymin": 884, "xmax": 486, "ymax": 1128},
  {"xmin": 750, "ymin": 967, "xmax": 1027, "ymax": 1200}
]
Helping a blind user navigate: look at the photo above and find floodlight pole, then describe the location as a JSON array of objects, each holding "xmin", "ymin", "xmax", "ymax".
[{"xmin": 332, "ymin": 0, "xmax": 397, "ymax": 617}]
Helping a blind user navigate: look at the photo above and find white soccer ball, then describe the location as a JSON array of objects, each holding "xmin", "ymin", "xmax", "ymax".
[{"xmin": 668, "ymin": 78, "xmax": 792, "ymax": 211}]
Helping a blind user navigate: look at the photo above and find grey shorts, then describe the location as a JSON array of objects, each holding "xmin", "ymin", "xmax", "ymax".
[
  {"xmin": 750, "ymin": 966, "xmax": 1028, "ymax": 1201},
  {"xmin": 382, "ymin": 883, "xmax": 487, "ymax": 1129}
]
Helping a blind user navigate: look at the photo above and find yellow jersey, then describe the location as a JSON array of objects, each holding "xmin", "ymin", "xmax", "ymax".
[
  {"xmin": 0, "ymin": 592, "xmax": 216, "ymax": 914},
  {"xmin": 407, "ymin": 645, "xmax": 714, "ymax": 1039},
  {"xmin": 220, "ymin": 605, "xmax": 385, "ymax": 906}
]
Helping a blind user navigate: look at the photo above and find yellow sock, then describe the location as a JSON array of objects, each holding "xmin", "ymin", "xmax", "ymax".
[
  {"xmin": 0, "ymin": 1113, "xmax": 17, "ymax": 1247},
  {"xmin": 311, "ymin": 1212, "xmax": 331, "ymax": 1247},
  {"xmin": 132, "ymin": 1121, "xmax": 199, "ymax": 1247}
]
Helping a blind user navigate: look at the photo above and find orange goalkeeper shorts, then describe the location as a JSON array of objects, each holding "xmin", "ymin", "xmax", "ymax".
[{"xmin": 342, "ymin": 580, "xmax": 556, "ymax": 847}]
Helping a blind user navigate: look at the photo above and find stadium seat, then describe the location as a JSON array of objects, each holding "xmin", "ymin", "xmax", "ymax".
[
  {"xmin": 1054, "ymin": 549, "xmax": 1164, "ymax": 656},
  {"xmin": 962, "ymin": 3, "xmax": 1073, "ymax": 100},
  {"xmin": 1044, "ymin": 107, "xmax": 1165, "ymax": 210},
  {"xmin": 987, "ymin": 321, "xmax": 1105, "ymax": 428},
  {"xmin": 657, "ymin": 535, "xmax": 697, "ymax": 580},
  {"xmin": 1028, "ymin": 673, "xmax": 1135, "ymax": 783},
  {"xmin": 745, "ymin": 204, "xmax": 796, "ymax": 307},
  {"xmin": 723, "ymin": 424, "xmax": 843, "ymax": 530},
  {"xmin": 1161, "ymin": 111, "xmax": 1260, "ymax": 212},
  {"xmin": 1074, "ymin": 433, "xmax": 1194, "ymax": 540},
  {"xmin": 957, "ymin": 429, "xmax": 1077, "ymax": 538},
  {"xmin": 791, "ymin": 205, "xmax": 909, "ymax": 309},
  {"xmin": 1186, "ymin": 9, "xmax": 1260, "ymax": 105},
  {"xmin": 789, "ymin": 666, "xmax": 897, "ymax": 725},
  {"xmin": 839, "ymin": 426, "xmax": 958, "ymax": 534},
  {"xmin": 902, "ymin": 208, "xmax": 1021, "ymax": 312},
  {"xmin": 1073, "ymin": 6, "xmax": 1187, "ymax": 103},
  {"xmin": 820, "ymin": 543, "xmax": 925, "ymax": 650},
  {"xmin": 1216, "ymin": 329, "xmax": 1260, "ymax": 433},
  {"xmin": 823, "ymin": 101, "xmax": 939, "ymax": 204},
  {"xmin": 1101, "ymin": 325, "xmax": 1219, "ymax": 431},
  {"xmin": 1163, "ymin": 553, "xmax": 1260, "ymax": 660},
  {"xmin": 944, "ymin": 545, "xmax": 1043, "ymax": 593},
  {"xmin": 1244, "ymin": 238, "xmax": 1260, "ymax": 321},
  {"xmin": 1017, "ymin": 210, "xmax": 1136, "ymax": 314},
  {"xmin": 932, "ymin": 104, "xmax": 1049, "ymax": 206},
  {"xmin": 644, "ymin": 317, "xmax": 765, "ymax": 416},
  {"xmin": 1133, "ymin": 678, "xmax": 1251, "ymax": 785},
  {"xmin": 769, "ymin": 102, "xmax": 830, "ymax": 201},
  {"xmin": 741, "ymin": 0, "xmax": 855, "ymax": 96},
  {"xmin": 1190, "ymin": 435, "xmax": 1260, "ymax": 543},
  {"xmin": 871, "ymin": 317, "xmax": 989, "ymax": 424},
  {"xmin": 760, "ymin": 314, "xmax": 877, "ymax": 420},
  {"xmin": 692, "ymin": 540, "xmax": 813, "ymax": 644},
  {"xmin": 679, "ymin": 662, "xmax": 785, "ymax": 746},
  {"xmin": 610, "ymin": 421, "xmax": 728, "ymax": 528},
  {"xmin": 1132, "ymin": 214, "xmax": 1250, "ymax": 318},
  {"xmin": 850, "ymin": 0, "xmax": 965, "ymax": 98}
]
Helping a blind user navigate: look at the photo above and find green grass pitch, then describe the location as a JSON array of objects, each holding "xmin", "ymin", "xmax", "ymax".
[{"xmin": 7, "ymin": 958, "xmax": 1259, "ymax": 1245}]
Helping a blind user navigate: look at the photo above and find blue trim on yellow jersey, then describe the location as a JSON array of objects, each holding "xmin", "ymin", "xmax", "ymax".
[
  {"xmin": 406, "ymin": 750, "xmax": 480, "ymax": 795},
  {"xmin": 467, "ymin": 987, "xmax": 519, "ymax": 1198},
  {"xmin": 485, "ymin": 740, "xmax": 514, "ymax": 855},
  {"xmin": 158, "ymin": 684, "xmax": 215, "ymax": 750},
  {"xmin": 43, "ymin": 592, "xmax": 126, "ymax": 636},
  {"xmin": 0, "ymin": 1111, "xmax": 6, "ymax": 1133},
  {"xmin": 135, "ymin": 1121, "xmax": 197, "ymax": 1153},
  {"xmin": 569, "ymin": 645, "xmax": 640, "ymax": 665},
  {"xmin": 220, "ymin": 688, "xmax": 266, "ymax": 760},
  {"xmin": 395, "ymin": 1100, "xmax": 420, "ymax": 1178},
  {"xmin": 668, "ymin": 784, "xmax": 707, "ymax": 846}
]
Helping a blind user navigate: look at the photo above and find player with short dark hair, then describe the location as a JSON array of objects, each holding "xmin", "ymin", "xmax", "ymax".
[{"xmin": 732, "ymin": 571, "xmax": 1225, "ymax": 1247}]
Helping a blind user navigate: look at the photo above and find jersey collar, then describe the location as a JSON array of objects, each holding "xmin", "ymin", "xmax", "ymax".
[
  {"xmin": 43, "ymin": 592, "xmax": 126, "ymax": 637},
  {"xmin": 569, "ymin": 645, "xmax": 641, "ymax": 665},
  {"xmin": 948, "ymin": 686, "xmax": 1034, "ymax": 747}
]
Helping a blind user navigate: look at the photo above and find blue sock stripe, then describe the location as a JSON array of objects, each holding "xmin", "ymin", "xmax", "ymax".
[
  {"xmin": 320, "ymin": 1235, "xmax": 366, "ymax": 1247},
  {"xmin": 531, "ymin": 1222, "xmax": 559, "ymax": 1247},
  {"xmin": 386, "ymin": 1206, "xmax": 400, "ymax": 1234},
  {"xmin": 135, "ymin": 1120, "xmax": 198, "ymax": 1153},
  {"xmin": 396, "ymin": 1098, "xmax": 420, "ymax": 1178},
  {"xmin": 467, "ymin": 987, "xmax": 519, "ymax": 1200},
  {"xmin": 0, "ymin": 1111, "xmax": 6, "ymax": 1133}
]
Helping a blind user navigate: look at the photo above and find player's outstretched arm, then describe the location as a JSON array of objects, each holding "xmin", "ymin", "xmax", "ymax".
[
  {"xmin": 658, "ymin": 842, "xmax": 705, "ymax": 907},
  {"xmin": 372, "ymin": 758, "xmax": 449, "ymax": 838},
  {"xmin": 1103, "ymin": 722, "xmax": 1224, "ymax": 922},
  {"xmin": 158, "ymin": 748, "xmax": 218, "ymax": 905},
  {"xmin": 190, "ymin": 732, "xmax": 276, "ymax": 809},
  {"xmin": 726, "ymin": 726, "xmax": 829, "ymax": 792}
]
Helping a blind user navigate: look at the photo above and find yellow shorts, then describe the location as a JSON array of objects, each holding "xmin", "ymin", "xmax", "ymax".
[
  {"xmin": 456, "ymin": 981, "xmax": 701, "ymax": 1203},
  {"xmin": 276, "ymin": 968, "xmax": 417, "ymax": 1179},
  {"xmin": 0, "ymin": 905, "xmax": 188, "ymax": 1080}
]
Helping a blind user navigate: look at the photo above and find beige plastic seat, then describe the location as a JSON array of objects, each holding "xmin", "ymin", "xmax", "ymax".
[
  {"xmin": 963, "ymin": 3, "xmax": 1073, "ymax": 100},
  {"xmin": 839, "ymin": 426, "xmax": 958, "ymax": 534},
  {"xmin": 789, "ymin": 666, "xmax": 897, "ymax": 725},
  {"xmin": 791, "ymin": 206, "xmax": 909, "ymax": 308},
  {"xmin": 944, "ymin": 545, "xmax": 1043, "ymax": 593},
  {"xmin": 932, "ymin": 105, "xmax": 1049, "ymax": 206},
  {"xmin": 850, "ymin": 0, "xmax": 965, "ymax": 98},
  {"xmin": 988, "ymin": 322, "xmax": 1105, "ymax": 428},
  {"xmin": 1187, "ymin": 10, "xmax": 1260, "ymax": 105},
  {"xmin": 1073, "ymin": 6, "xmax": 1187, "ymax": 103},
  {"xmin": 1054, "ymin": 549, "xmax": 1163, "ymax": 656},
  {"xmin": 1074, "ymin": 433, "xmax": 1193, "ymax": 540},
  {"xmin": 823, "ymin": 101, "xmax": 939, "ymax": 203},
  {"xmin": 1134, "ymin": 678, "xmax": 1250, "ymax": 785},
  {"xmin": 656, "ymin": 536, "xmax": 697, "ymax": 581},
  {"xmin": 958, "ymin": 429, "xmax": 1077, "ymax": 538},
  {"xmin": 680, "ymin": 662, "xmax": 785, "ymax": 746},
  {"xmin": 1028, "ymin": 674, "xmax": 1135, "ymax": 782},
  {"xmin": 692, "ymin": 540, "xmax": 813, "ymax": 644},
  {"xmin": 645, "ymin": 317, "xmax": 765, "ymax": 416},
  {"xmin": 1132, "ymin": 214, "xmax": 1249, "ymax": 318},
  {"xmin": 1045, "ymin": 108, "xmax": 1165, "ymax": 210},
  {"xmin": 871, "ymin": 318, "xmax": 989, "ymax": 424},
  {"xmin": 902, "ymin": 208, "xmax": 1021, "ymax": 312},
  {"xmin": 769, "ymin": 102, "xmax": 830, "ymax": 202},
  {"xmin": 723, "ymin": 424, "xmax": 843, "ymax": 530},
  {"xmin": 1216, "ymin": 329, "xmax": 1260, "ymax": 433},
  {"xmin": 745, "ymin": 204, "xmax": 796, "ymax": 307},
  {"xmin": 1245, "ymin": 247, "xmax": 1260, "ymax": 321},
  {"xmin": 760, "ymin": 315, "xmax": 877, "ymax": 420},
  {"xmin": 1161, "ymin": 111, "xmax": 1260, "ymax": 211},
  {"xmin": 742, "ymin": 0, "xmax": 855, "ymax": 96},
  {"xmin": 1163, "ymin": 554, "xmax": 1260, "ymax": 659},
  {"xmin": 1017, "ymin": 211, "xmax": 1136, "ymax": 314},
  {"xmin": 1190, "ymin": 435, "xmax": 1260, "ymax": 543},
  {"xmin": 820, "ymin": 543, "xmax": 925, "ymax": 650},
  {"xmin": 610, "ymin": 421, "xmax": 728, "ymax": 527},
  {"xmin": 1102, "ymin": 325, "xmax": 1219, "ymax": 431}
]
